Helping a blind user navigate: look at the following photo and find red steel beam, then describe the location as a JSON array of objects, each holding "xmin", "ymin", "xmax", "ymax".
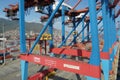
[
  {"xmin": 20, "ymin": 54, "xmax": 101, "ymax": 78},
  {"xmin": 51, "ymin": 48, "xmax": 109, "ymax": 59},
  {"xmin": 0, "ymin": 55, "xmax": 12, "ymax": 60},
  {"xmin": 28, "ymin": 68, "xmax": 54, "ymax": 80},
  {"xmin": 40, "ymin": 6, "xmax": 101, "ymax": 20}
]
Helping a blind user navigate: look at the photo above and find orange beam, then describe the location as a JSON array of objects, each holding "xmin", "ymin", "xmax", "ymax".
[
  {"xmin": 41, "ymin": 6, "xmax": 101, "ymax": 21},
  {"xmin": 69, "ymin": 6, "xmax": 100, "ymax": 14},
  {"xmin": 3, "ymin": 0, "xmax": 55, "ymax": 13}
]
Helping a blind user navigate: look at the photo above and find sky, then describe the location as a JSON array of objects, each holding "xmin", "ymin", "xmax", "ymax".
[
  {"xmin": 0, "ymin": 0, "xmax": 119, "ymax": 28},
  {"xmin": 0, "ymin": 0, "xmax": 88, "ymax": 22}
]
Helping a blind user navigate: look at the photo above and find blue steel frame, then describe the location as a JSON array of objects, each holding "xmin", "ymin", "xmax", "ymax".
[
  {"xmin": 101, "ymin": 0, "xmax": 118, "ymax": 80},
  {"xmin": 19, "ymin": 0, "xmax": 28, "ymax": 80},
  {"xmin": 48, "ymin": 4, "xmax": 54, "ymax": 48},
  {"xmin": 66, "ymin": 7, "xmax": 102, "ymax": 46},
  {"xmin": 18, "ymin": 0, "xmax": 118, "ymax": 80},
  {"xmin": 61, "ymin": 5, "xmax": 66, "ymax": 45},
  {"xmin": 101, "ymin": 0, "xmax": 110, "ymax": 80},
  {"xmin": 86, "ymin": 22, "xmax": 90, "ymax": 41},
  {"xmin": 87, "ymin": 0, "xmax": 100, "ymax": 80},
  {"xmin": 82, "ymin": 18, "xmax": 85, "ymax": 42}
]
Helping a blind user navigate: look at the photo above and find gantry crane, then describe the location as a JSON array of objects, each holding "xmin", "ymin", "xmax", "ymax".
[{"xmin": 3, "ymin": 0, "xmax": 120, "ymax": 80}]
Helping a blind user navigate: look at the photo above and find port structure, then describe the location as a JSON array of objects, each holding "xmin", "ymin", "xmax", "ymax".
[{"xmin": 3, "ymin": 0, "xmax": 120, "ymax": 80}]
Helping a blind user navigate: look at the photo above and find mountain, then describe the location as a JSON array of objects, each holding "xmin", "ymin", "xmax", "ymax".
[{"xmin": 0, "ymin": 18, "xmax": 44, "ymax": 33}]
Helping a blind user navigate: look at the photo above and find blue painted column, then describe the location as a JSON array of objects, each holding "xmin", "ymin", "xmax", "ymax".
[
  {"xmin": 61, "ymin": 5, "xmax": 65, "ymax": 45},
  {"xmin": 107, "ymin": 8, "xmax": 115, "ymax": 71},
  {"xmin": 73, "ymin": 16, "xmax": 77, "ymax": 44},
  {"xmin": 117, "ymin": 25, "xmax": 120, "ymax": 41},
  {"xmin": 111, "ymin": 9, "xmax": 117, "ymax": 42},
  {"xmin": 48, "ymin": 4, "xmax": 54, "ymax": 48},
  {"xmin": 60, "ymin": 5, "xmax": 66, "ymax": 58},
  {"xmin": 87, "ymin": 0, "xmax": 100, "ymax": 80},
  {"xmin": 82, "ymin": 18, "xmax": 85, "ymax": 42},
  {"xmin": 109, "ymin": 8, "xmax": 117, "ymax": 71},
  {"xmin": 109, "ymin": 9, "xmax": 114, "ymax": 71},
  {"xmin": 87, "ymin": 22, "xmax": 89, "ymax": 41},
  {"xmin": 109, "ymin": 9, "xmax": 114, "ymax": 47},
  {"xmin": 110, "ymin": 9, "xmax": 114, "ymax": 44},
  {"xmin": 19, "ymin": 0, "xmax": 28, "ymax": 80},
  {"xmin": 101, "ymin": 0, "xmax": 110, "ymax": 80}
]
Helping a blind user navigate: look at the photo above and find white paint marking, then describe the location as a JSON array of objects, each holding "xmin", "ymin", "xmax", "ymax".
[{"xmin": 63, "ymin": 64, "xmax": 80, "ymax": 70}]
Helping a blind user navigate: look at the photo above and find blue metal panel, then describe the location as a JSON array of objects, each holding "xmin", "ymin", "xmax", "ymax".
[
  {"xmin": 109, "ymin": 9, "xmax": 114, "ymax": 46},
  {"xmin": 111, "ymin": 9, "xmax": 116, "ymax": 43},
  {"xmin": 19, "ymin": 0, "xmax": 28, "ymax": 80},
  {"xmin": 101, "ymin": 60, "xmax": 109, "ymax": 80},
  {"xmin": 110, "ymin": 9, "xmax": 114, "ymax": 44},
  {"xmin": 109, "ymin": 9, "xmax": 114, "ymax": 71},
  {"xmin": 29, "ymin": 0, "xmax": 64, "ymax": 53},
  {"xmin": 87, "ymin": 0, "xmax": 100, "ymax": 79},
  {"xmin": 102, "ymin": 0, "xmax": 110, "ymax": 52},
  {"xmin": 101, "ymin": 0, "xmax": 110, "ymax": 80},
  {"xmin": 88, "ymin": 0, "xmax": 100, "ymax": 66},
  {"xmin": 87, "ymin": 22, "xmax": 89, "ymax": 41},
  {"xmin": 107, "ymin": 9, "xmax": 112, "ymax": 48},
  {"xmin": 82, "ymin": 18, "xmax": 85, "ymax": 42},
  {"xmin": 48, "ymin": 4, "xmax": 54, "ymax": 48},
  {"xmin": 61, "ymin": 5, "xmax": 65, "ymax": 45},
  {"xmin": 109, "ymin": 8, "xmax": 116, "ymax": 71},
  {"xmin": 21, "ymin": 61, "xmax": 28, "ymax": 80}
]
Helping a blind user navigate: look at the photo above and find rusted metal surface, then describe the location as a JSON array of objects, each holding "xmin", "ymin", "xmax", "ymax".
[
  {"xmin": 3, "ymin": 0, "xmax": 55, "ymax": 18},
  {"xmin": 0, "ymin": 55, "xmax": 12, "ymax": 60},
  {"xmin": 28, "ymin": 68, "xmax": 55, "ymax": 80}
]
